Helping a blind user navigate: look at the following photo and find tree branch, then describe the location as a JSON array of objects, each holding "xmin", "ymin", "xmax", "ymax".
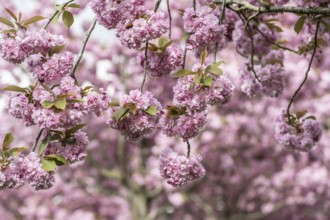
[
  {"xmin": 70, "ymin": 18, "xmax": 97, "ymax": 81},
  {"xmin": 286, "ymin": 19, "xmax": 321, "ymax": 123},
  {"xmin": 214, "ymin": 0, "xmax": 330, "ymax": 15},
  {"xmin": 43, "ymin": 0, "xmax": 74, "ymax": 29}
]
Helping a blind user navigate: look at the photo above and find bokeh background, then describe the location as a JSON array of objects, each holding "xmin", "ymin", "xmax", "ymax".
[{"xmin": 1, "ymin": 0, "xmax": 330, "ymax": 219}]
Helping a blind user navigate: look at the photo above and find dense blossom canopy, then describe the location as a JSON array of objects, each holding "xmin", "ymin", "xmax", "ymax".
[{"xmin": 0, "ymin": 0, "xmax": 330, "ymax": 219}]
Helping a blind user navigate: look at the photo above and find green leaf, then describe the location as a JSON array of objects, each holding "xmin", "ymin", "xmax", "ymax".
[
  {"xmin": 23, "ymin": 15, "xmax": 46, "ymax": 26},
  {"xmin": 113, "ymin": 107, "xmax": 129, "ymax": 121},
  {"xmin": 39, "ymin": 135, "xmax": 51, "ymax": 155},
  {"xmin": 2, "ymin": 133, "xmax": 14, "ymax": 151},
  {"xmin": 206, "ymin": 66, "xmax": 223, "ymax": 76},
  {"xmin": 44, "ymin": 154, "xmax": 68, "ymax": 166},
  {"xmin": 48, "ymin": 45, "xmax": 66, "ymax": 56},
  {"xmin": 101, "ymin": 168, "xmax": 122, "ymax": 179},
  {"xmin": 41, "ymin": 159, "xmax": 56, "ymax": 171},
  {"xmin": 53, "ymin": 12, "xmax": 60, "ymax": 24},
  {"xmin": 62, "ymin": 11, "xmax": 74, "ymax": 28},
  {"xmin": 66, "ymin": 124, "xmax": 87, "ymax": 135},
  {"xmin": 202, "ymin": 75, "xmax": 213, "ymax": 87},
  {"xmin": 42, "ymin": 100, "xmax": 54, "ymax": 109},
  {"xmin": 0, "ymin": 16, "xmax": 15, "ymax": 28},
  {"xmin": 200, "ymin": 49, "xmax": 208, "ymax": 64},
  {"xmin": 54, "ymin": 98, "xmax": 67, "ymax": 110},
  {"xmin": 2, "ymin": 85, "xmax": 27, "ymax": 93},
  {"xmin": 305, "ymin": 115, "xmax": 316, "ymax": 120},
  {"xmin": 158, "ymin": 37, "xmax": 171, "ymax": 48},
  {"xmin": 294, "ymin": 16, "xmax": 306, "ymax": 35},
  {"xmin": 194, "ymin": 74, "xmax": 203, "ymax": 85},
  {"xmin": 0, "ymin": 29, "xmax": 17, "ymax": 34},
  {"xmin": 124, "ymin": 103, "xmax": 137, "ymax": 114},
  {"xmin": 173, "ymin": 69, "xmax": 195, "ymax": 77},
  {"xmin": 144, "ymin": 105, "xmax": 157, "ymax": 116},
  {"xmin": 4, "ymin": 8, "xmax": 17, "ymax": 21},
  {"xmin": 7, "ymin": 146, "xmax": 29, "ymax": 156},
  {"xmin": 296, "ymin": 110, "xmax": 308, "ymax": 119},
  {"xmin": 15, "ymin": 21, "xmax": 27, "ymax": 30},
  {"xmin": 67, "ymin": 3, "xmax": 81, "ymax": 8}
]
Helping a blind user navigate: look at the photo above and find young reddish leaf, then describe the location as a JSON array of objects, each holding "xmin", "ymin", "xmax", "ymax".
[
  {"xmin": 23, "ymin": 15, "xmax": 46, "ymax": 26},
  {"xmin": 2, "ymin": 85, "xmax": 27, "ymax": 93},
  {"xmin": 4, "ymin": 7, "xmax": 17, "ymax": 21},
  {"xmin": 0, "ymin": 16, "xmax": 15, "ymax": 28}
]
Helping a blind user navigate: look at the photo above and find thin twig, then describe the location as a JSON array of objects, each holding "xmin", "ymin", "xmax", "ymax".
[
  {"xmin": 43, "ymin": 0, "xmax": 74, "ymax": 29},
  {"xmin": 193, "ymin": 0, "xmax": 196, "ymax": 10},
  {"xmin": 32, "ymin": 129, "xmax": 44, "ymax": 152},
  {"xmin": 140, "ymin": 41, "xmax": 149, "ymax": 92},
  {"xmin": 213, "ymin": 0, "xmax": 330, "ymax": 15},
  {"xmin": 154, "ymin": 0, "xmax": 163, "ymax": 12},
  {"xmin": 215, "ymin": 0, "xmax": 227, "ymax": 62},
  {"xmin": 255, "ymin": 27, "xmax": 299, "ymax": 54},
  {"xmin": 241, "ymin": 13, "xmax": 261, "ymax": 82},
  {"xmin": 182, "ymin": 44, "xmax": 187, "ymax": 69},
  {"xmin": 166, "ymin": 0, "xmax": 172, "ymax": 39},
  {"xmin": 186, "ymin": 140, "xmax": 191, "ymax": 158},
  {"xmin": 286, "ymin": 19, "xmax": 321, "ymax": 123},
  {"xmin": 70, "ymin": 18, "xmax": 97, "ymax": 81}
]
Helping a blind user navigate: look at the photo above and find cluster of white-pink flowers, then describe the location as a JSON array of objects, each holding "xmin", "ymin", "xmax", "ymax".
[
  {"xmin": 91, "ymin": 0, "xmax": 168, "ymax": 49},
  {"xmin": 183, "ymin": 6, "xmax": 227, "ymax": 53},
  {"xmin": 274, "ymin": 109, "xmax": 322, "ymax": 152},
  {"xmin": 0, "ymin": 152, "xmax": 55, "ymax": 191},
  {"xmin": 159, "ymin": 148, "xmax": 206, "ymax": 187},
  {"xmin": 107, "ymin": 89, "xmax": 162, "ymax": 140},
  {"xmin": 0, "ymin": 29, "xmax": 65, "ymax": 64}
]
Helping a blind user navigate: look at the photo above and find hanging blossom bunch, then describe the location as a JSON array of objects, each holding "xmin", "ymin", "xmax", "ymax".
[
  {"xmin": 107, "ymin": 89, "xmax": 162, "ymax": 140},
  {"xmin": 137, "ymin": 37, "xmax": 183, "ymax": 77},
  {"xmin": 274, "ymin": 108, "xmax": 322, "ymax": 152},
  {"xmin": 240, "ymin": 50, "xmax": 285, "ymax": 98},
  {"xmin": 7, "ymin": 76, "xmax": 109, "ymax": 129},
  {"xmin": 173, "ymin": 50, "xmax": 234, "ymax": 112},
  {"xmin": 91, "ymin": 0, "xmax": 168, "ymax": 49},
  {"xmin": 183, "ymin": 5, "xmax": 227, "ymax": 53},
  {"xmin": 0, "ymin": 29, "xmax": 65, "ymax": 64},
  {"xmin": 0, "ymin": 134, "xmax": 55, "ymax": 191},
  {"xmin": 159, "ymin": 148, "xmax": 206, "ymax": 187}
]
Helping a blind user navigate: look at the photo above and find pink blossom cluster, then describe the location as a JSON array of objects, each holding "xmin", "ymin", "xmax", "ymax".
[
  {"xmin": 174, "ymin": 64, "xmax": 234, "ymax": 112},
  {"xmin": 274, "ymin": 109, "xmax": 323, "ymax": 152},
  {"xmin": 0, "ymin": 30, "xmax": 65, "ymax": 64},
  {"xmin": 137, "ymin": 43, "xmax": 183, "ymax": 77},
  {"xmin": 183, "ymin": 6, "xmax": 227, "ymax": 51},
  {"xmin": 27, "ymin": 51, "xmax": 74, "ymax": 82},
  {"xmin": 240, "ymin": 51, "xmax": 285, "ymax": 98},
  {"xmin": 0, "ymin": 152, "xmax": 55, "ymax": 191},
  {"xmin": 44, "ymin": 131, "xmax": 89, "ymax": 164},
  {"xmin": 7, "ymin": 76, "xmax": 109, "ymax": 129},
  {"xmin": 159, "ymin": 109, "xmax": 207, "ymax": 141},
  {"xmin": 91, "ymin": 0, "xmax": 168, "ymax": 49},
  {"xmin": 159, "ymin": 148, "xmax": 206, "ymax": 187},
  {"xmin": 107, "ymin": 89, "xmax": 162, "ymax": 140},
  {"xmin": 90, "ymin": 0, "xmax": 145, "ymax": 29},
  {"xmin": 116, "ymin": 10, "xmax": 169, "ymax": 49}
]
